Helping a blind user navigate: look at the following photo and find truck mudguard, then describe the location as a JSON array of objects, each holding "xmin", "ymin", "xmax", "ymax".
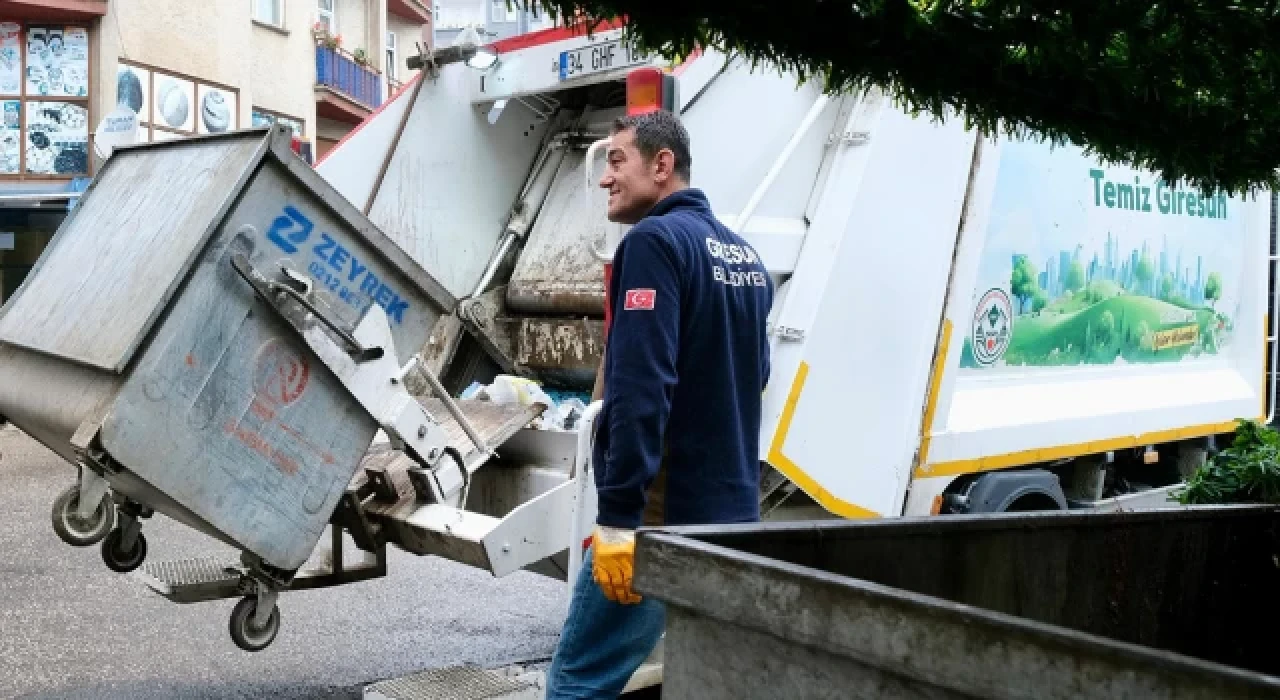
[{"xmin": 957, "ymin": 469, "xmax": 1067, "ymax": 513}]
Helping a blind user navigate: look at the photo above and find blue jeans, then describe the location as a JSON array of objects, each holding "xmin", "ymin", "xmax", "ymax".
[{"xmin": 545, "ymin": 547, "xmax": 665, "ymax": 699}]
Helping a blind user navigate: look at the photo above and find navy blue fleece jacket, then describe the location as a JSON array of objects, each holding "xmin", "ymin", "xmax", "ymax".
[{"xmin": 593, "ymin": 188, "xmax": 774, "ymax": 528}]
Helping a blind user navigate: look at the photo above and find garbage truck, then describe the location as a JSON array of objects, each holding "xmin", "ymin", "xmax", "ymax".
[
  {"xmin": 0, "ymin": 15, "xmax": 1273, "ymax": 684},
  {"xmin": 316, "ymin": 18, "xmax": 1274, "ymax": 523}
]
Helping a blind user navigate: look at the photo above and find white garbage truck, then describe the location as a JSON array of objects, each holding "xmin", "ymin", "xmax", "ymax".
[
  {"xmin": 0, "ymin": 17, "xmax": 1273, "ymax": 693},
  {"xmin": 317, "ymin": 20, "xmax": 1274, "ymax": 523}
]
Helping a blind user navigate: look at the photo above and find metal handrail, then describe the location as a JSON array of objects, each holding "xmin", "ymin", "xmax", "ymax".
[
  {"xmin": 315, "ymin": 44, "xmax": 384, "ymax": 109},
  {"xmin": 585, "ymin": 138, "xmax": 613, "ymax": 262}
]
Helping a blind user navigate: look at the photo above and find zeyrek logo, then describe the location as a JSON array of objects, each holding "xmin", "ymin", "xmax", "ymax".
[{"xmin": 264, "ymin": 205, "xmax": 412, "ymax": 325}]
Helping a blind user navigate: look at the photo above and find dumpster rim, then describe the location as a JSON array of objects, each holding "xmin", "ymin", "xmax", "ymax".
[
  {"xmin": 645, "ymin": 502, "xmax": 1280, "ymax": 540},
  {"xmin": 634, "ymin": 512, "xmax": 1280, "ymax": 696}
]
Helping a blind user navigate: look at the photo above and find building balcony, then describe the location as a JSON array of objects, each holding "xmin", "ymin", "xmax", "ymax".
[
  {"xmin": 6, "ymin": 0, "xmax": 108, "ymax": 21},
  {"xmin": 315, "ymin": 43, "xmax": 384, "ymax": 124}
]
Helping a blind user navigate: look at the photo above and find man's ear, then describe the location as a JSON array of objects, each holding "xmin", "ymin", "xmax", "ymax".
[{"xmin": 653, "ymin": 148, "xmax": 676, "ymax": 183}]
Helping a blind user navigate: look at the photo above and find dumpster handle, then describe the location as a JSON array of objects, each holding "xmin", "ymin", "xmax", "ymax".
[{"xmin": 231, "ymin": 254, "xmax": 384, "ymax": 363}]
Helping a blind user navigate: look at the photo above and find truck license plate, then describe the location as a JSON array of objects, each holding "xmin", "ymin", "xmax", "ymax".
[{"xmin": 559, "ymin": 39, "xmax": 647, "ymax": 81}]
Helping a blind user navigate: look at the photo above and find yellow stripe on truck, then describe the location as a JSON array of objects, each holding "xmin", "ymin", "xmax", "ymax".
[
  {"xmin": 916, "ymin": 420, "xmax": 1242, "ymax": 479},
  {"xmin": 767, "ymin": 361, "xmax": 880, "ymax": 519},
  {"xmin": 914, "ymin": 318, "xmax": 1265, "ymax": 480},
  {"xmin": 914, "ymin": 319, "xmax": 953, "ymax": 472}
]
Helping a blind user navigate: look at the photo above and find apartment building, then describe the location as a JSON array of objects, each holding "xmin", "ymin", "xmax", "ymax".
[
  {"xmin": 0, "ymin": 0, "xmax": 428, "ymax": 306},
  {"xmin": 433, "ymin": 0, "xmax": 554, "ymax": 45}
]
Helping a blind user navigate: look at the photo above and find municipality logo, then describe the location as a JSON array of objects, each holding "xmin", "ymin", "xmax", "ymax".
[{"xmin": 971, "ymin": 288, "xmax": 1012, "ymax": 366}]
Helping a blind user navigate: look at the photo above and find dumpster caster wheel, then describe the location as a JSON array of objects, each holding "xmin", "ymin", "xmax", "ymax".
[
  {"xmin": 51, "ymin": 484, "xmax": 115, "ymax": 547},
  {"xmin": 229, "ymin": 596, "xmax": 280, "ymax": 652},
  {"xmin": 101, "ymin": 528, "xmax": 147, "ymax": 573}
]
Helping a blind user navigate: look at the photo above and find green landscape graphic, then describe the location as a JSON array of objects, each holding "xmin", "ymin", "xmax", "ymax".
[
  {"xmin": 959, "ymin": 140, "xmax": 1240, "ymax": 371},
  {"xmin": 960, "ymin": 268, "xmax": 1230, "ymax": 369}
]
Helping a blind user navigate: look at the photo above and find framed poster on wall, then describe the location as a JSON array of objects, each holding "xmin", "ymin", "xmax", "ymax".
[
  {"xmin": 153, "ymin": 74, "xmax": 195, "ymax": 132},
  {"xmin": 197, "ymin": 84, "xmax": 236, "ymax": 134},
  {"xmin": 0, "ymin": 23, "xmax": 20, "ymax": 96},
  {"xmin": 116, "ymin": 63, "xmax": 151, "ymax": 122},
  {"xmin": 24, "ymin": 101, "xmax": 88, "ymax": 175},
  {"xmin": 0, "ymin": 100, "xmax": 19, "ymax": 174},
  {"xmin": 25, "ymin": 26, "xmax": 88, "ymax": 98}
]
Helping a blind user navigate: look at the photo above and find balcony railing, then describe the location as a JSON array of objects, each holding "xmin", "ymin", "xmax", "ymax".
[{"xmin": 315, "ymin": 44, "xmax": 383, "ymax": 110}]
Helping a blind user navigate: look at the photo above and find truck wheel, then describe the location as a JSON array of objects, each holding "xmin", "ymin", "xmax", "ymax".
[
  {"xmin": 101, "ymin": 528, "xmax": 147, "ymax": 573},
  {"xmin": 51, "ymin": 484, "xmax": 115, "ymax": 547},
  {"xmin": 1004, "ymin": 492, "xmax": 1065, "ymax": 512},
  {"xmin": 229, "ymin": 596, "xmax": 280, "ymax": 652}
]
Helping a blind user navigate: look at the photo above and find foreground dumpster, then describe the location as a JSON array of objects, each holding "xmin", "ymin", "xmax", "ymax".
[
  {"xmin": 633, "ymin": 506, "xmax": 1280, "ymax": 699},
  {"xmin": 0, "ymin": 126, "xmax": 463, "ymax": 647}
]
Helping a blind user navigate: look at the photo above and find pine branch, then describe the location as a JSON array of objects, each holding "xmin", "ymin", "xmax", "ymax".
[{"xmin": 526, "ymin": 1, "xmax": 1280, "ymax": 194}]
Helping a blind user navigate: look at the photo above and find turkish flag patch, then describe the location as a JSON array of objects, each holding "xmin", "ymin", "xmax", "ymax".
[{"xmin": 624, "ymin": 289, "xmax": 656, "ymax": 310}]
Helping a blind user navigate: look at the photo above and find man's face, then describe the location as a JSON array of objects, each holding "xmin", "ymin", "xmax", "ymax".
[{"xmin": 600, "ymin": 128, "xmax": 664, "ymax": 225}]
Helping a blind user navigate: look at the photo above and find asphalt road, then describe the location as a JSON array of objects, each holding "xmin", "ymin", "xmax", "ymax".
[{"xmin": 0, "ymin": 426, "xmax": 567, "ymax": 700}]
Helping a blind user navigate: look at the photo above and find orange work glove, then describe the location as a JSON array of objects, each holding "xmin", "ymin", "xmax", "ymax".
[{"xmin": 591, "ymin": 525, "xmax": 641, "ymax": 604}]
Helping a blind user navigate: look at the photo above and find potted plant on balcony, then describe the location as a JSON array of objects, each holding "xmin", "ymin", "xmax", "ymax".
[
  {"xmin": 353, "ymin": 48, "xmax": 369, "ymax": 67},
  {"xmin": 313, "ymin": 23, "xmax": 342, "ymax": 50}
]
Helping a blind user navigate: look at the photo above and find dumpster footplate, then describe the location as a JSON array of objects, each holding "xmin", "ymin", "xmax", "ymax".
[{"xmin": 134, "ymin": 557, "xmax": 247, "ymax": 603}]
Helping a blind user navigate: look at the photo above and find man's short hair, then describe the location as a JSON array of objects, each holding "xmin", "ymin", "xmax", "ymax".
[{"xmin": 612, "ymin": 110, "xmax": 692, "ymax": 183}]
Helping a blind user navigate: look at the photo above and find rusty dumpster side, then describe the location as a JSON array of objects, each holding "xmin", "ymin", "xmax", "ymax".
[{"xmin": 633, "ymin": 506, "xmax": 1280, "ymax": 700}]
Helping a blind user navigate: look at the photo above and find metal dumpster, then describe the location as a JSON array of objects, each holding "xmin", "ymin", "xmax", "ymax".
[
  {"xmin": 0, "ymin": 126, "xmax": 454, "ymax": 580},
  {"xmin": 634, "ymin": 506, "xmax": 1280, "ymax": 699}
]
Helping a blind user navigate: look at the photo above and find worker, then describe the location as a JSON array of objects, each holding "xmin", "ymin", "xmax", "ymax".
[{"xmin": 545, "ymin": 109, "xmax": 774, "ymax": 698}]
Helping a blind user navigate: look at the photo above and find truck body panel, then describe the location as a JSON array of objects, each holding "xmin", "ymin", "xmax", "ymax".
[{"xmin": 925, "ymin": 139, "xmax": 1267, "ymax": 482}]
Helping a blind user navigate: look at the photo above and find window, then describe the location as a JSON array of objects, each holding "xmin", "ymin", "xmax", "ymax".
[
  {"xmin": 0, "ymin": 22, "xmax": 91, "ymax": 178},
  {"xmin": 316, "ymin": 0, "xmax": 336, "ymax": 33},
  {"xmin": 118, "ymin": 61, "xmax": 240, "ymax": 142},
  {"xmin": 385, "ymin": 32, "xmax": 397, "ymax": 80},
  {"xmin": 251, "ymin": 108, "xmax": 304, "ymax": 138},
  {"xmin": 254, "ymin": 0, "xmax": 284, "ymax": 27},
  {"xmin": 490, "ymin": 0, "xmax": 514, "ymax": 23}
]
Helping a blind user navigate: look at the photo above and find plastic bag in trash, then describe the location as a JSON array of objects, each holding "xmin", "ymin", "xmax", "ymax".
[
  {"xmin": 470, "ymin": 378, "xmax": 592, "ymax": 431},
  {"xmin": 475, "ymin": 375, "xmax": 554, "ymax": 408}
]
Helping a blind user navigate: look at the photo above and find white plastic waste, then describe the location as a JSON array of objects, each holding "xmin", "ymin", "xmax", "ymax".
[
  {"xmin": 475, "ymin": 375, "xmax": 555, "ymax": 408},
  {"xmin": 463, "ymin": 376, "xmax": 587, "ymax": 431}
]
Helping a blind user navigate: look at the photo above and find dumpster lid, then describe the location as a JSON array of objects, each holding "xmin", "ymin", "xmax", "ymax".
[{"xmin": 0, "ymin": 127, "xmax": 454, "ymax": 373}]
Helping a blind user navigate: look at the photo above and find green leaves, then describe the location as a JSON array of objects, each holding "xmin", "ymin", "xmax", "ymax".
[
  {"xmin": 531, "ymin": 0, "xmax": 1280, "ymax": 193},
  {"xmin": 1175, "ymin": 420, "xmax": 1280, "ymax": 505}
]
